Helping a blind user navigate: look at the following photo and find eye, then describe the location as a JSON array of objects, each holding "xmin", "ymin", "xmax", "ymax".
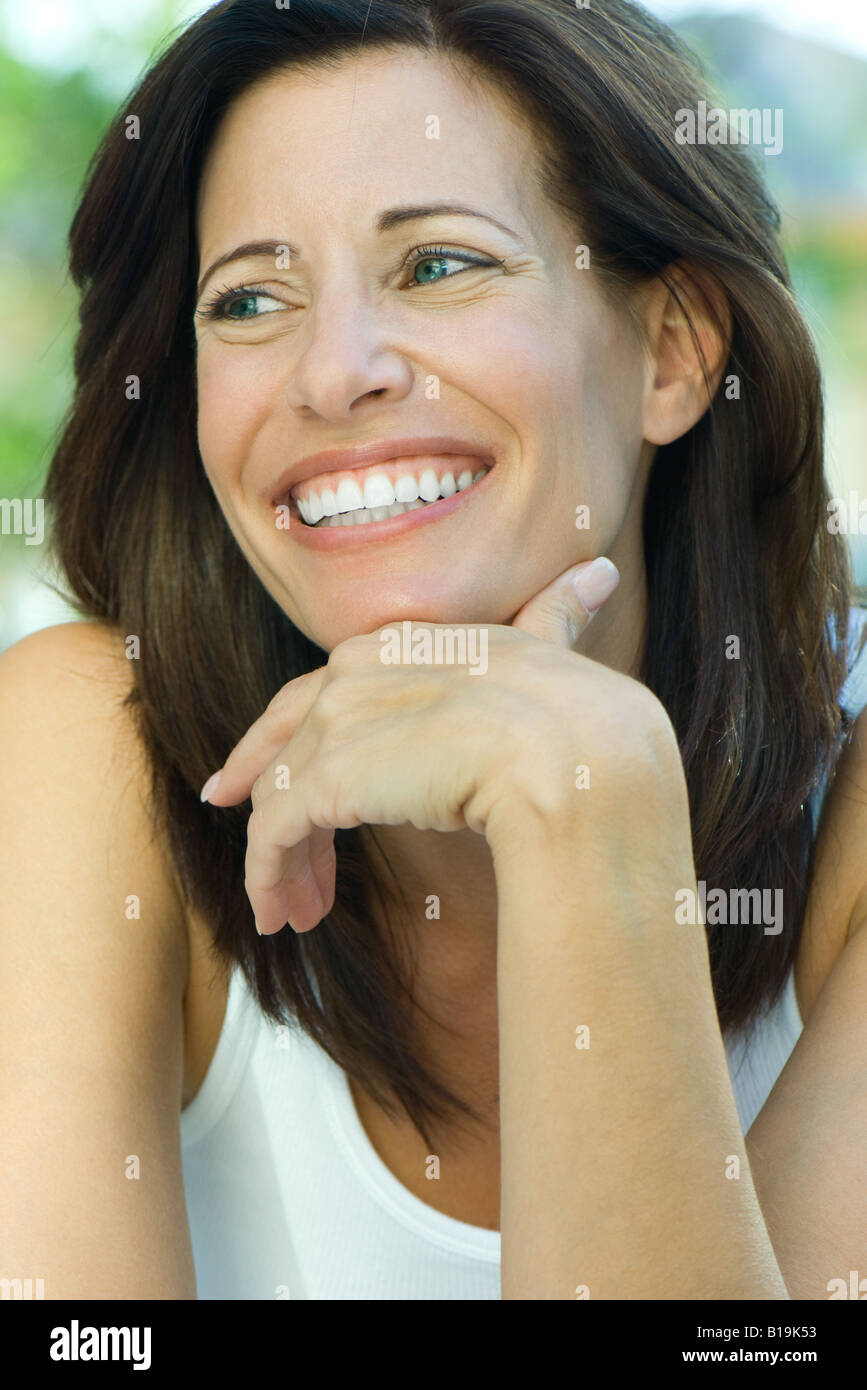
[
  {"xmin": 195, "ymin": 284, "xmax": 285, "ymax": 323},
  {"xmin": 195, "ymin": 245, "xmax": 503, "ymax": 325},
  {"xmin": 404, "ymin": 244, "xmax": 501, "ymax": 286}
]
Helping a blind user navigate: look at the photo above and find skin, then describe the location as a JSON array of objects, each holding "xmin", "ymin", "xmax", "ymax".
[
  {"xmin": 191, "ymin": 50, "xmax": 810, "ymax": 1295},
  {"xmin": 193, "ymin": 48, "xmax": 727, "ymax": 1063},
  {"xmin": 193, "ymin": 50, "xmax": 655, "ymax": 656},
  {"xmin": 2, "ymin": 43, "xmax": 865, "ymax": 1306}
]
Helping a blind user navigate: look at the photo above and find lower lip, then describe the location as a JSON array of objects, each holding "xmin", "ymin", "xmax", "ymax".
[{"xmin": 279, "ymin": 458, "xmax": 496, "ymax": 551}]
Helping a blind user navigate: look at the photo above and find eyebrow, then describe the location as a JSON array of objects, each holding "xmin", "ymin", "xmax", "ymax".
[{"xmin": 196, "ymin": 203, "xmax": 521, "ymax": 298}]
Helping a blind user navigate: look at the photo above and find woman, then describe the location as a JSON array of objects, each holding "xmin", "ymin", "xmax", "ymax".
[{"xmin": 1, "ymin": 0, "xmax": 865, "ymax": 1301}]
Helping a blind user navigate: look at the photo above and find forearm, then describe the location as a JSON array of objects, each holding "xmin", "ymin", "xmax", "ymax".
[{"xmin": 490, "ymin": 773, "xmax": 790, "ymax": 1301}]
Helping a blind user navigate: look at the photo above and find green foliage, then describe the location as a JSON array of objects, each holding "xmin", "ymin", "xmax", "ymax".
[{"xmin": 0, "ymin": 49, "xmax": 114, "ymax": 496}]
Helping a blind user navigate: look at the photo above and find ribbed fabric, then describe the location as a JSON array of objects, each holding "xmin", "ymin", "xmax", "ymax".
[
  {"xmin": 180, "ymin": 606, "xmax": 867, "ymax": 1300},
  {"xmin": 181, "ymin": 973, "xmax": 500, "ymax": 1300}
]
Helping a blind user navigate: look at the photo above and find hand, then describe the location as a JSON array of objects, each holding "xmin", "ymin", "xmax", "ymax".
[{"xmin": 200, "ymin": 557, "xmax": 638, "ymax": 934}]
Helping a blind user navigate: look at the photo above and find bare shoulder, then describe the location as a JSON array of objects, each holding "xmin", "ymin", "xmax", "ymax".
[
  {"xmin": 2, "ymin": 617, "xmax": 141, "ymax": 727},
  {"xmin": 0, "ymin": 620, "xmax": 196, "ymax": 1296},
  {"xmin": 2, "ymin": 614, "xmax": 130, "ymax": 668},
  {"xmin": 797, "ymin": 706, "xmax": 867, "ymax": 1021},
  {"xmin": 0, "ymin": 618, "xmax": 187, "ymax": 933},
  {"xmin": 2, "ymin": 619, "xmax": 142, "ymax": 761}
]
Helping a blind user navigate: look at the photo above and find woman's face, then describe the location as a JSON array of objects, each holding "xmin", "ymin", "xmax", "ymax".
[{"xmin": 194, "ymin": 48, "xmax": 652, "ymax": 652}]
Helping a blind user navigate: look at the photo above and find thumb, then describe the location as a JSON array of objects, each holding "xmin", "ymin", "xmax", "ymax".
[{"xmin": 510, "ymin": 557, "xmax": 620, "ymax": 648}]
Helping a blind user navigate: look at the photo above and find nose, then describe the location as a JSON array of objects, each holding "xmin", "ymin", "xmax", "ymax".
[{"xmin": 284, "ymin": 283, "xmax": 414, "ymax": 420}]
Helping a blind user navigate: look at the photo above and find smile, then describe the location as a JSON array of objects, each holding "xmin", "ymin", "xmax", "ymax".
[{"xmin": 291, "ymin": 455, "xmax": 491, "ymax": 527}]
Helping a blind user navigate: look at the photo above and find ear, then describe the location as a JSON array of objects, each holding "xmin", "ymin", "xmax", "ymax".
[{"xmin": 639, "ymin": 263, "xmax": 733, "ymax": 447}]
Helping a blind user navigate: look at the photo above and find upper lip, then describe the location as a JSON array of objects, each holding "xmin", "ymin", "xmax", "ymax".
[{"xmin": 268, "ymin": 436, "xmax": 497, "ymax": 506}]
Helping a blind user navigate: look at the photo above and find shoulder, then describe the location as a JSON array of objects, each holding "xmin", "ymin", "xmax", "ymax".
[
  {"xmin": 0, "ymin": 618, "xmax": 135, "ymax": 731},
  {"xmin": 1, "ymin": 617, "xmax": 133, "ymax": 697},
  {"xmin": 0, "ymin": 619, "xmax": 188, "ymax": 973},
  {"xmin": 0, "ymin": 621, "xmax": 196, "ymax": 1295}
]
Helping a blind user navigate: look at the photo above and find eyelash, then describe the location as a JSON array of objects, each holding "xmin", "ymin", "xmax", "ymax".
[{"xmin": 195, "ymin": 244, "xmax": 502, "ymax": 321}]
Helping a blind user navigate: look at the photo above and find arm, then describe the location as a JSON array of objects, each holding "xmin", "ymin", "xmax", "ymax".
[
  {"xmin": 196, "ymin": 558, "xmax": 805, "ymax": 1297},
  {"xmin": 744, "ymin": 706, "xmax": 867, "ymax": 1300},
  {"xmin": 488, "ymin": 697, "xmax": 789, "ymax": 1300},
  {"xmin": 0, "ymin": 622, "xmax": 197, "ymax": 1300}
]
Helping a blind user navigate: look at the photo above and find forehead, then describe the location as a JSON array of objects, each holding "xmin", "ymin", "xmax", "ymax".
[{"xmin": 196, "ymin": 48, "xmax": 544, "ymax": 247}]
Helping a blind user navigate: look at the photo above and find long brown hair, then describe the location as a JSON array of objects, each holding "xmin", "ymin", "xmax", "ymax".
[{"xmin": 45, "ymin": 0, "xmax": 857, "ymax": 1149}]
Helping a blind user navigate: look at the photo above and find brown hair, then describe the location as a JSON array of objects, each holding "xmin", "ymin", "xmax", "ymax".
[{"xmin": 45, "ymin": 0, "xmax": 858, "ymax": 1149}]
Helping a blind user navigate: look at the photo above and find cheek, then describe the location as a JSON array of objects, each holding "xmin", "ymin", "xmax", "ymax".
[
  {"xmin": 463, "ymin": 295, "xmax": 645, "ymax": 530},
  {"xmin": 541, "ymin": 303, "xmax": 646, "ymax": 533},
  {"xmin": 451, "ymin": 299, "xmax": 563, "ymax": 422},
  {"xmin": 195, "ymin": 345, "xmax": 270, "ymax": 494}
]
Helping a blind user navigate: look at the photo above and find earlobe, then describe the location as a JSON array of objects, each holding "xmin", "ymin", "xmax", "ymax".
[{"xmin": 641, "ymin": 263, "xmax": 733, "ymax": 446}]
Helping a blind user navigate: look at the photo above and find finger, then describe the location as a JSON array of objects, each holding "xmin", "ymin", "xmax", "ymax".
[
  {"xmin": 201, "ymin": 666, "xmax": 327, "ymax": 805},
  {"xmin": 306, "ymin": 824, "xmax": 337, "ymax": 919},
  {"xmin": 250, "ymin": 831, "xmax": 325, "ymax": 936},
  {"xmin": 248, "ymin": 739, "xmax": 335, "ymax": 930},
  {"xmin": 246, "ymin": 788, "xmax": 351, "ymax": 935},
  {"xmin": 510, "ymin": 557, "xmax": 620, "ymax": 649}
]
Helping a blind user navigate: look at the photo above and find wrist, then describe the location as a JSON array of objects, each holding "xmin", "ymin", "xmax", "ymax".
[{"xmin": 485, "ymin": 694, "xmax": 687, "ymax": 859}]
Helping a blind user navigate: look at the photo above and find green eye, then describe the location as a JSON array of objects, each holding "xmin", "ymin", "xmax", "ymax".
[
  {"xmin": 413, "ymin": 256, "xmax": 451, "ymax": 284},
  {"xmin": 407, "ymin": 245, "xmax": 498, "ymax": 286},
  {"xmin": 196, "ymin": 286, "xmax": 284, "ymax": 322},
  {"xmin": 225, "ymin": 294, "xmax": 264, "ymax": 319},
  {"xmin": 196, "ymin": 245, "xmax": 502, "ymax": 325}
]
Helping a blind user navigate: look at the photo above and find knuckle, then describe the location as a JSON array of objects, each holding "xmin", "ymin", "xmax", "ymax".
[
  {"xmin": 327, "ymin": 634, "xmax": 368, "ymax": 671},
  {"xmin": 622, "ymin": 687, "xmax": 681, "ymax": 774},
  {"xmin": 643, "ymin": 705, "xmax": 682, "ymax": 770},
  {"xmin": 250, "ymin": 773, "xmax": 267, "ymax": 810},
  {"xmin": 313, "ymin": 680, "xmax": 349, "ymax": 727}
]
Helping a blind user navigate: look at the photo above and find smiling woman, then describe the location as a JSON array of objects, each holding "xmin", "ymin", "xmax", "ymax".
[{"xmin": 2, "ymin": 0, "xmax": 867, "ymax": 1305}]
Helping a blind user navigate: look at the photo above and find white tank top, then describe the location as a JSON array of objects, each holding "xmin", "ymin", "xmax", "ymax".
[{"xmin": 180, "ymin": 607, "xmax": 867, "ymax": 1299}]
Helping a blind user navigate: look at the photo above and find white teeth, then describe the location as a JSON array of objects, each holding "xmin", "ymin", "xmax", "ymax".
[
  {"xmin": 363, "ymin": 474, "xmax": 396, "ymax": 508},
  {"xmin": 312, "ymin": 494, "xmax": 442, "ymax": 527},
  {"xmin": 394, "ymin": 474, "xmax": 420, "ymax": 502},
  {"xmin": 298, "ymin": 464, "xmax": 491, "ymax": 527},
  {"xmin": 417, "ymin": 468, "xmax": 442, "ymax": 502},
  {"xmin": 314, "ymin": 500, "xmax": 408, "ymax": 527},
  {"xmin": 297, "ymin": 493, "xmax": 325, "ymax": 525},
  {"xmin": 335, "ymin": 479, "xmax": 364, "ymax": 513},
  {"xmin": 439, "ymin": 472, "xmax": 456, "ymax": 498}
]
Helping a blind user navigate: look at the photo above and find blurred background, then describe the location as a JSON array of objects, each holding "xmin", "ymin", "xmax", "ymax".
[{"xmin": 0, "ymin": 0, "xmax": 865, "ymax": 652}]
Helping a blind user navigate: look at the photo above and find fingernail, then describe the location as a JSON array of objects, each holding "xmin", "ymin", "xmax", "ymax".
[
  {"xmin": 572, "ymin": 557, "xmax": 620, "ymax": 614},
  {"xmin": 200, "ymin": 770, "xmax": 222, "ymax": 803}
]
